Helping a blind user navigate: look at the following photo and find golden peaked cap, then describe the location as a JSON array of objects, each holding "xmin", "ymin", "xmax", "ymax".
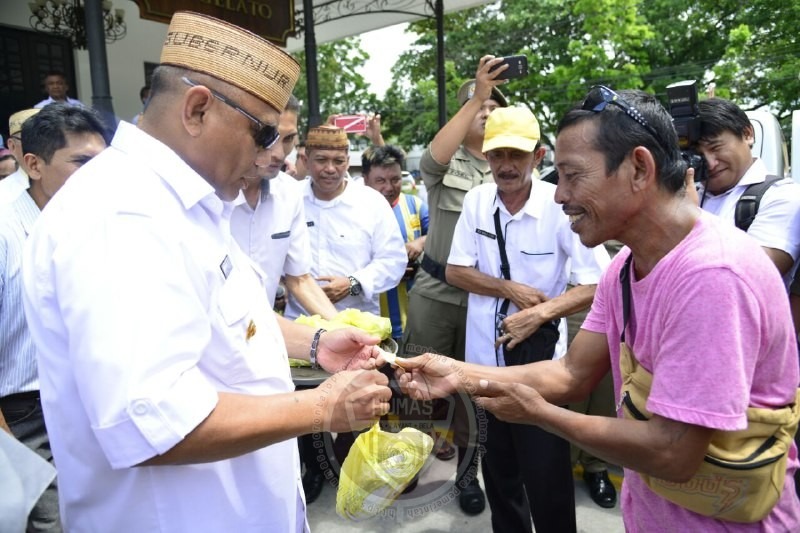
[
  {"xmin": 9, "ymin": 108, "xmax": 40, "ymax": 136},
  {"xmin": 306, "ymin": 125, "xmax": 349, "ymax": 150},
  {"xmin": 160, "ymin": 11, "xmax": 300, "ymax": 112}
]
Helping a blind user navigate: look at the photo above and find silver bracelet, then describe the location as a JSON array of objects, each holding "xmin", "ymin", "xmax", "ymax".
[{"xmin": 310, "ymin": 328, "xmax": 326, "ymax": 370}]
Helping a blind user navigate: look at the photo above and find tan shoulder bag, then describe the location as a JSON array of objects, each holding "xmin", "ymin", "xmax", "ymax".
[{"xmin": 618, "ymin": 254, "xmax": 800, "ymax": 523}]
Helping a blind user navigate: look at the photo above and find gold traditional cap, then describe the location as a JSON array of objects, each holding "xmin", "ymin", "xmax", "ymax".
[
  {"xmin": 160, "ymin": 11, "xmax": 300, "ymax": 112},
  {"xmin": 9, "ymin": 108, "xmax": 40, "ymax": 136},
  {"xmin": 483, "ymin": 106, "xmax": 541, "ymax": 153},
  {"xmin": 306, "ymin": 125, "xmax": 349, "ymax": 150}
]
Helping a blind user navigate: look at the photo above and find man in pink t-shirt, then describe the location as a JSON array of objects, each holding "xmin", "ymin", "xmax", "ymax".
[{"xmin": 398, "ymin": 87, "xmax": 800, "ymax": 531}]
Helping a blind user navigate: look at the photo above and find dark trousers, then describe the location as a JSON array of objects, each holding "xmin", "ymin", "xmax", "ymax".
[
  {"xmin": 1, "ymin": 392, "xmax": 62, "ymax": 532},
  {"xmin": 482, "ymin": 411, "xmax": 576, "ymax": 533}
]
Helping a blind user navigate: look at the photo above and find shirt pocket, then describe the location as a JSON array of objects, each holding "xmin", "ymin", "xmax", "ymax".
[
  {"xmin": 208, "ymin": 268, "xmax": 267, "ymax": 385},
  {"xmin": 439, "ymin": 172, "xmax": 473, "ymax": 213},
  {"xmin": 218, "ymin": 271, "xmax": 250, "ymax": 328},
  {"xmin": 517, "ymin": 249, "xmax": 558, "ymax": 285}
]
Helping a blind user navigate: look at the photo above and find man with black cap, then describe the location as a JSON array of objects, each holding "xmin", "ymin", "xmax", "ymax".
[
  {"xmin": 403, "ymin": 56, "xmax": 508, "ymax": 514},
  {"xmin": 20, "ymin": 12, "xmax": 391, "ymax": 532}
]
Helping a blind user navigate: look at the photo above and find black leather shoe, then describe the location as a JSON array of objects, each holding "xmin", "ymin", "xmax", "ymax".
[
  {"xmin": 458, "ymin": 478, "xmax": 486, "ymax": 515},
  {"xmin": 303, "ymin": 471, "xmax": 325, "ymax": 504},
  {"xmin": 583, "ymin": 470, "xmax": 617, "ymax": 509}
]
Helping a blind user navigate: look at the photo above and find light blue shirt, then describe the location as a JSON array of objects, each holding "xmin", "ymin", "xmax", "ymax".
[
  {"xmin": 33, "ymin": 96, "xmax": 84, "ymax": 109},
  {"xmin": 0, "ymin": 189, "xmax": 40, "ymax": 396}
]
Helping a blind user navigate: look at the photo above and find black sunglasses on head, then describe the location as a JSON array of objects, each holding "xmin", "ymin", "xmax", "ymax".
[
  {"xmin": 182, "ymin": 77, "xmax": 279, "ymax": 150},
  {"xmin": 582, "ymin": 85, "xmax": 662, "ymax": 146}
]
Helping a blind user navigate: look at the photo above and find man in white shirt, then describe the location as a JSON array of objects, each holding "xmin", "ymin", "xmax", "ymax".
[
  {"xmin": 33, "ymin": 72, "xmax": 84, "ymax": 109},
  {"xmin": 446, "ymin": 106, "xmax": 610, "ymax": 533},
  {"xmin": 0, "ymin": 148, "xmax": 15, "ymax": 179},
  {"xmin": 231, "ymin": 95, "xmax": 336, "ymax": 319},
  {"xmin": 20, "ymin": 13, "xmax": 391, "ymax": 532},
  {"xmin": 230, "ymin": 95, "xmax": 337, "ymax": 505},
  {"xmin": 1, "ymin": 103, "xmax": 108, "ymax": 533},
  {"xmin": 694, "ymin": 97, "xmax": 800, "ymax": 287},
  {"xmin": 284, "ymin": 125, "xmax": 407, "ymax": 319},
  {"xmin": 0, "ymin": 109, "xmax": 40, "ymax": 205}
]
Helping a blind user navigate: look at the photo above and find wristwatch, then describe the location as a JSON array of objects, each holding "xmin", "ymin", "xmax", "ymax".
[{"xmin": 348, "ymin": 276, "xmax": 362, "ymax": 296}]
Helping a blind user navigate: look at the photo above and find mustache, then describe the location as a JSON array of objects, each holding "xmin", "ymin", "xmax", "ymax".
[{"xmin": 497, "ymin": 172, "xmax": 519, "ymax": 180}]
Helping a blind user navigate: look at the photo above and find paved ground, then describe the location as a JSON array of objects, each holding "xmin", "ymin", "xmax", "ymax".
[
  {"xmin": 306, "ymin": 454, "xmax": 624, "ymax": 532},
  {"xmin": 309, "ymin": 247, "xmax": 627, "ymax": 532}
]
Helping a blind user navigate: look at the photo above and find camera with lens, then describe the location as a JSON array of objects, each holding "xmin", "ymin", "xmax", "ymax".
[{"xmin": 666, "ymin": 80, "xmax": 707, "ymax": 181}]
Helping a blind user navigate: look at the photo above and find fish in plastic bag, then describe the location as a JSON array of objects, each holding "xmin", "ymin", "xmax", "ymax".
[{"xmin": 336, "ymin": 423, "xmax": 434, "ymax": 520}]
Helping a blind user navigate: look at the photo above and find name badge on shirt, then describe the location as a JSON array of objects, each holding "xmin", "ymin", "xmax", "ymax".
[
  {"xmin": 220, "ymin": 255, "xmax": 233, "ymax": 279},
  {"xmin": 306, "ymin": 221, "xmax": 315, "ymax": 227},
  {"xmin": 271, "ymin": 231, "xmax": 291, "ymax": 239},
  {"xmin": 476, "ymin": 228, "xmax": 496, "ymax": 240}
]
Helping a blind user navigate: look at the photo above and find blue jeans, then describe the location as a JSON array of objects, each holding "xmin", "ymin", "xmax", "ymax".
[{"xmin": 2, "ymin": 393, "xmax": 62, "ymax": 532}]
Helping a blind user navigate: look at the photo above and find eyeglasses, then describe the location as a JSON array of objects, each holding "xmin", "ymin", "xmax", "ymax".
[
  {"xmin": 582, "ymin": 85, "xmax": 662, "ymax": 146},
  {"xmin": 182, "ymin": 77, "xmax": 279, "ymax": 150}
]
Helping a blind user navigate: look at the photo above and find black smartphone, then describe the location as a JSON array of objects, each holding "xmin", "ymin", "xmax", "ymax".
[{"xmin": 489, "ymin": 55, "xmax": 529, "ymax": 80}]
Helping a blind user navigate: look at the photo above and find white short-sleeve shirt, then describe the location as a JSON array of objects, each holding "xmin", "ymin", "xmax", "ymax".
[
  {"xmin": 21, "ymin": 122, "xmax": 307, "ymax": 532},
  {"xmin": 698, "ymin": 158, "xmax": 800, "ymax": 287},
  {"xmin": 231, "ymin": 172, "xmax": 311, "ymax": 306},
  {"xmin": 448, "ymin": 179, "xmax": 610, "ymax": 367},
  {"xmin": 284, "ymin": 178, "xmax": 407, "ymax": 318},
  {"xmin": 0, "ymin": 168, "xmax": 29, "ymax": 206}
]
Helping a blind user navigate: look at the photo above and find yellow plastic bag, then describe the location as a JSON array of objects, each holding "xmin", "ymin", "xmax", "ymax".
[{"xmin": 336, "ymin": 423, "xmax": 434, "ymax": 520}]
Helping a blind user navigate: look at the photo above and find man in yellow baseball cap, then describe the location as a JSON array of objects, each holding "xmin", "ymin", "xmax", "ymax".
[{"xmin": 445, "ymin": 105, "xmax": 610, "ymax": 532}]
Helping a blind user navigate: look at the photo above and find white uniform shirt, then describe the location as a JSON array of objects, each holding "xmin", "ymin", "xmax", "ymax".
[
  {"xmin": 284, "ymin": 178, "xmax": 407, "ymax": 318},
  {"xmin": 0, "ymin": 189, "xmax": 40, "ymax": 396},
  {"xmin": 21, "ymin": 122, "xmax": 307, "ymax": 532},
  {"xmin": 448, "ymin": 180, "xmax": 610, "ymax": 367},
  {"xmin": 0, "ymin": 168, "xmax": 29, "ymax": 206},
  {"xmin": 231, "ymin": 172, "xmax": 311, "ymax": 306},
  {"xmin": 698, "ymin": 158, "xmax": 800, "ymax": 287}
]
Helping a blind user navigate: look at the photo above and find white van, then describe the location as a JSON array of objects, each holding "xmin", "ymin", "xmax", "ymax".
[{"xmin": 746, "ymin": 110, "xmax": 791, "ymax": 180}]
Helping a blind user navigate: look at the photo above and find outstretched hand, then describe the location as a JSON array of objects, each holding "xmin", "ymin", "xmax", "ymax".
[
  {"xmin": 316, "ymin": 327, "xmax": 384, "ymax": 372},
  {"xmin": 474, "ymin": 379, "xmax": 545, "ymax": 425},
  {"xmin": 395, "ymin": 353, "xmax": 465, "ymax": 400}
]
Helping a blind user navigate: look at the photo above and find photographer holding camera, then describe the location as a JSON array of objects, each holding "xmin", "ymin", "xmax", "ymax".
[{"xmin": 687, "ymin": 95, "xmax": 800, "ymax": 285}]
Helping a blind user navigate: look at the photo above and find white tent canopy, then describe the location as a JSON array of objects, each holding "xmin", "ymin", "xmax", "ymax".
[{"xmin": 285, "ymin": 0, "xmax": 492, "ymax": 51}]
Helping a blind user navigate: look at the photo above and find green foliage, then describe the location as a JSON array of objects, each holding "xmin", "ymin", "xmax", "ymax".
[
  {"xmin": 386, "ymin": 0, "xmax": 800, "ymax": 144},
  {"xmin": 296, "ymin": 0, "xmax": 800, "ymax": 146}
]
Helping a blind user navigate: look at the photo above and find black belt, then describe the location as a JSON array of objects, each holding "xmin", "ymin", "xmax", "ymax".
[
  {"xmin": 0, "ymin": 391, "xmax": 40, "ymax": 404},
  {"xmin": 420, "ymin": 255, "xmax": 450, "ymax": 285}
]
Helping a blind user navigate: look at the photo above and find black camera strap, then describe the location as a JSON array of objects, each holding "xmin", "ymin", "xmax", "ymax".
[
  {"xmin": 494, "ymin": 207, "xmax": 512, "ymax": 319},
  {"xmin": 734, "ymin": 175, "xmax": 780, "ymax": 232},
  {"xmin": 620, "ymin": 252, "xmax": 634, "ymax": 344}
]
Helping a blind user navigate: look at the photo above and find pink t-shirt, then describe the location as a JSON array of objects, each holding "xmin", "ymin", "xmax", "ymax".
[{"xmin": 583, "ymin": 212, "xmax": 800, "ymax": 531}]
